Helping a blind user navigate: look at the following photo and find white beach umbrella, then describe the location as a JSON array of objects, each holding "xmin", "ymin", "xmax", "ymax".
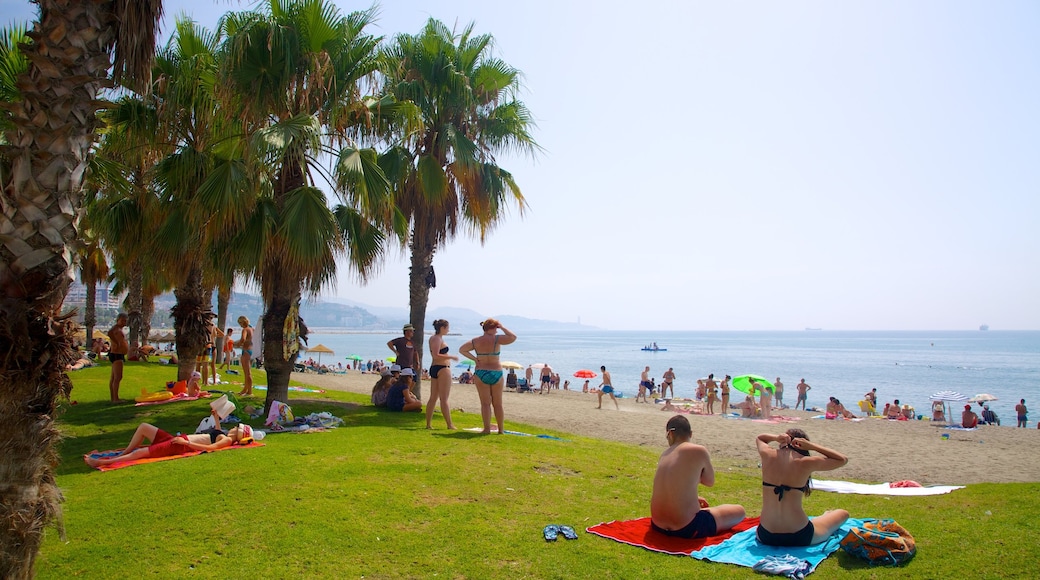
[{"xmin": 930, "ymin": 390, "xmax": 968, "ymax": 425}]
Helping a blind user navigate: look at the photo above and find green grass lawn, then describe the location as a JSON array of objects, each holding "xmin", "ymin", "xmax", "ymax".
[{"xmin": 37, "ymin": 362, "xmax": 1037, "ymax": 578}]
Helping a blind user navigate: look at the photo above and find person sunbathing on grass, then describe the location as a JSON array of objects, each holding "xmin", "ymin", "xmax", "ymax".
[
  {"xmin": 650, "ymin": 415, "xmax": 746, "ymax": 539},
  {"xmin": 756, "ymin": 429, "xmax": 849, "ymax": 547},
  {"xmin": 85, "ymin": 413, "xmax": 262, "ymax": 468}
]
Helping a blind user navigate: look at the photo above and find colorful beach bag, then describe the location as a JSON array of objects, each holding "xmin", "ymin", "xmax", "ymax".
[{"xmin": 840, "ymin": 519, "xmax": 916, "ymax": 566}]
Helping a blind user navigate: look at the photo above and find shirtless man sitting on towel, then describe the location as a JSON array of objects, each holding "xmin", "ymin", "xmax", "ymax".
[{"xmin": 650, "ymin": 415, "xmax": 745, "ymax": 538}]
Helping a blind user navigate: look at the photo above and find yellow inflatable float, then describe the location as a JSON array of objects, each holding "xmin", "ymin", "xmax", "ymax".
[{"xmin": 135, "ymin": 389, "xmax": 174, "ymax": 403}]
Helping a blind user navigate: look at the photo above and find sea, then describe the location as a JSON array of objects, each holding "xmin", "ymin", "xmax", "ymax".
[{"xmin": 305, "ymin": 329, "xmax": 1039, "ymax": 426}]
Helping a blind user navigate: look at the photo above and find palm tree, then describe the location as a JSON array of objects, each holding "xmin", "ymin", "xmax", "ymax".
[
  {"xmin": 379, "ymin": 19, "xmax": 538, "ymax": 385},
  {"xmin": 0, "ymin": 2, "xmax": 163, "ymax": 577},
  {"xmin": 217, "ymin": 0, "xmax": 394, "ymax": 411},
  {"xmin": 75, "ymin": 221, "xmax": 110, "ymax": 348}
]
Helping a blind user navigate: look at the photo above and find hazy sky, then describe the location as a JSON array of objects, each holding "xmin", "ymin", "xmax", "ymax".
[{"xmin": 5, "ymin": 1, "xmax": 1038, "ymax": 330}]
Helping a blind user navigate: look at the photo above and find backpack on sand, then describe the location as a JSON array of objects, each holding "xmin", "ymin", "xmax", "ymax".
[{"xmin": 839, "ymin": 519, "xmax": 916, "ymax": 566}]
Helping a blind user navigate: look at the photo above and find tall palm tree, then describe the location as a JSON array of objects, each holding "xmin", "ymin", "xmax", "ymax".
[
  {"xmin": 0, "ymin": 2, "xmax": 163, "ymax": 577},
  {"xmin": 75, "ymin": 221, "xmax": 110, "ymax": 348},
  {"xmin": 217, "ymin": 0, "xmax": 394, "ymax": 411},
  {"xmin": 380, "ymin": 19, "xmax": 538, "ymax": 384}
]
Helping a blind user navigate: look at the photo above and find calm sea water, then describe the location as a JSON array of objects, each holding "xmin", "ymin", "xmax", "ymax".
[{"xmin": 305, "ymin": 330, "xmax": 1039, "ymax": 426}]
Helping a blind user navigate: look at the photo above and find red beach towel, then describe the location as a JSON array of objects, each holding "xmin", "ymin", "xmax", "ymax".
[
  {"xmin": 586, "ymin": 516, "xmax": 760, "ymax": 556},
  {"xmin": 84, "ymin": 442, "xmax": 264, "ymax": 471}
]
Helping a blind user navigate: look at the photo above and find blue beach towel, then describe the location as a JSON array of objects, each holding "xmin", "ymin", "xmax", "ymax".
[{"xmin": 691, "ymin": 518, "xmax": 872, "ymax": 576}]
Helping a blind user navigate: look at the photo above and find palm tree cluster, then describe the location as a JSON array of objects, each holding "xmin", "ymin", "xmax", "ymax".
[{"xmin": 0, "ymin": 1, "xmax": 536, "ymax": 576}]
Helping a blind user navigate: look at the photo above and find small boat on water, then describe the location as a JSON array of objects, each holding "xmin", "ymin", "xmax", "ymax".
[{"xmin": 641, "ymin": 343, "xmax": 667, "ymax": 352}]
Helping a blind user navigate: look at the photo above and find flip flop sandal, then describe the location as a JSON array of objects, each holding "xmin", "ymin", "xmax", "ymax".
[
  {"xmin": 543, "ymin": 524, "xmax": 560, "ymax": 542},
  {"xmin": 559, "ymin": 525, "xmax": 578, "ymax": 540}
]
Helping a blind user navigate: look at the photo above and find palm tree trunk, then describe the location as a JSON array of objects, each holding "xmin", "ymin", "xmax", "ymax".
[
  {"xmin": 141, "ymin": 288, "xmax": 158, "ymax": 345},
  {"xmin": 171, "ymin": 263, "xmax": 212, "ymax": 381},
  {"xmin": 125, "ymin": 258, "xmax": 144, "ymax": 358},
  {"xmin": 0, "ymin": 2, "xmax": 126, "ymax": 576},
  {"xmin": 216, "ymin": 283, "xmax": 230, "ymax": 365},
  {"xmin": 261, "ymin": 269, "xmax": 301, "ymax": 413},
  {"xmin": 408, "ymin": 224, "xmax": 436, "ymax": 398},
  {"xmin": 84, "ymin": 279, "xmax": 97, "ymax": 349}
]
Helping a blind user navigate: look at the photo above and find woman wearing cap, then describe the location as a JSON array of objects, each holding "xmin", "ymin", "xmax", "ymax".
[
  {"xmin": 755, "ymin": 429, "xmax": 849, "ymax": 547},
  {"xmin": 85, "ymin": 415, "xmax": 262, "ymax": 468},
  {"xmin": 236, "ymin": 316, "xmax": 254, "ymax": 396},
  {"xmin": 426, "ymin": 319, "xmax": 459, "ymax": 429},
  {"xmin": 459, "ymin": 319, "xmax": 517, "ymax": 434}
]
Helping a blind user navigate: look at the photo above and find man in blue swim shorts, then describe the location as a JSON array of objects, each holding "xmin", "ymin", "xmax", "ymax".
[{"xmin": 596, "ymin": 365, "xmax": 619, "ymax": 410}]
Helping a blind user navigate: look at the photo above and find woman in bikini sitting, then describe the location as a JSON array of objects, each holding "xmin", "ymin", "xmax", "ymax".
[
  {"xmin": 755, "ymin": 428, "xmax": 849, "ymax": 547},
  {"xmin": 426, "ymin": 319, "xmax": 459, "ymax": 429},
  {"xmin": 85, "ymin": 410, "xmax": 261, "ymax": 468},
  {"xmin": 459, "ymin": 318, "xmax": 517, "ymax": 434}
]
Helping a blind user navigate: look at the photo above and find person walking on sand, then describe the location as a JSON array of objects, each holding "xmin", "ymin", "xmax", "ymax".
[
  {"xmin": 773, "ymin": 377, "xmax": 784, "ymax": 409},
  {"xmin": 637, "ymin": 366, "xmax": 652, "ymax": 403},
  {"xmin": 1016, "ymin": 399, "xmax": 1028, "ymax": 428},
  {"xmin": 651, "ymin": 415, "xmax": 746, "ymax": 538},
  {"xmin": 540, "ymin": 364, "xmax": 552, "ymax": 394},
  {"xmin": 662, "ymin": 367, "xmax": 676, "ymax": 399},
  {"xmin": 795, "ymin": 378, "xmax": 811, "ymax": 411},
  {"xmin": 108, "ymin": 313, "xmax": 129, "ymax": 402},
  {"xmin": 755, "ymin": 429, "xmax": 849, "ymax": 547},
  {"xmin": 426, "ymin": 319, "xmax": 458, "ymax": 429},
  {"xmin": 720, "ymin": 375, "xmax": 732, "ymax": 414},
  {"xmin": 460, "ymin": 319, "xmax": 517, "ymax": 434},
  {"xmin": 597, "ymin": 366, "xmax": 619, "ymax": 410},
  {"xmin": 236, "ymin": 316, "xmax": 254, "ymax": 396},
  {"xmin": 387, "ymin": 324, "xmax": 417, "ymax": 371}
]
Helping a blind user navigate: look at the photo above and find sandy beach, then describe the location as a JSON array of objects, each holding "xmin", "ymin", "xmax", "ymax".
[{"xmin": 292, "ymin": 372, "xmax": 1039, "ymax": 485}]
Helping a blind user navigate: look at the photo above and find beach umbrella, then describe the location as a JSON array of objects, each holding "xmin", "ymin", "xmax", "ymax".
[
  {"xmin": 731, "ymin": 375, "xmax": 775, "ymax": 396},
  {"xmin": 500, "ymin": 360, "xmax": 524, "ymax": 370},
  {"xmin": 529, "ymin": 362, "xmax": 549, "ymax": 369},
  {"xmin": 573, "ymin": 369, "xmax": 597, "ymax": 379},
  {"xmin": 930, "ymin": 390, "xmax": 969, "ymax": 425},
  {"xmin": 307, "ymin": 343, "xmax": 335, "ymax": 365},
  {"xmin": 455, "ymin": 361, "xmax": 474, "ymax": 369},
  {"xmin": 347, "ymin": 354, "xmax": 364, "ymax": 361},
  {"xmin": 968, "ymin": 393, "xmax": 998, "ymax": 403}
]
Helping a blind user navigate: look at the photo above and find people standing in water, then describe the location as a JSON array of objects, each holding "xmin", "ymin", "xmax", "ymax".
[
  {"xmin": 459, "ymin": 319, "xmax": 517, "ymax": 434},
  {"xmin": 756, "ymin": 429, "xmax": 849, "ymax": 547},
  {"xmin": 108, "ymin": 313, "xmax": 129, "ymax": 402},
  {"xmin": 236, "ymin": 316, "xmax": 254, "ymax": 396},
  {"xmin": 651, "ymin": 415, "xmax": 746, "ymax": 538},
  {"xmin": 426, "ymin": 319, "xmax": 458, "ymax": 429},
  {"xmin": 596, "ymin": 365, "xmax": 619, "ymax": 410}
]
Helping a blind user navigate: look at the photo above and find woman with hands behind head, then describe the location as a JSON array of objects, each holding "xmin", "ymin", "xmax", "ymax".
[
  {"xmin": 459, "ymin": 319, "xmax": 516, "ymax": 434},
  {"xmin": 756, "ymin": 429, "xmax": 849, "ymax": 547}
]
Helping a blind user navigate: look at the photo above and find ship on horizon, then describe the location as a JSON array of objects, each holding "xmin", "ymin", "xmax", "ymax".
[
  {"xmin": 805, "ymin": 327, "xmax": 823, "ymax": 331},
  {"xmin": 979, "ymin": 324, "xmax": 989, "ymax": 331}
]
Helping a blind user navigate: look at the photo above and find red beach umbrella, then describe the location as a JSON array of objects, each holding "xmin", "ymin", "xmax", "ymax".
[{"xmin": 573, "ymin": 369, "xmax": 598, "ymax": 379}]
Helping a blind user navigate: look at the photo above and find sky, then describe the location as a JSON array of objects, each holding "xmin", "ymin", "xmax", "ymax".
[{"xmin": 4, "ymin": 0, "xmax": 1038, "ymax": 330}]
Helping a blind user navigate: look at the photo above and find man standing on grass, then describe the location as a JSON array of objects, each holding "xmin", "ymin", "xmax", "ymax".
[
  {"xmin": 651, "ymin": 415, "xmax": 746, "ymax": 538},
  {"xmin": 108, "ymin": 313, "xmax": 129, "ymax": 403},
  {"xmin": 387, "ymin": 324, "xmax": 417, "ymax": 371}
]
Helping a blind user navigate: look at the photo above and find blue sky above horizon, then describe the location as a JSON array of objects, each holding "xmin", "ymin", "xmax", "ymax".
[{"xmin": 4, "ymin": 0, "xmax": 1038, "ymax": 331}]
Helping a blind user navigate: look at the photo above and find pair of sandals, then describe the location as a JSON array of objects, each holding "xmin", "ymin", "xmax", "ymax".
[{"xmin": 543, "ymin": 524, "xmax": 578, "ymax": 541}]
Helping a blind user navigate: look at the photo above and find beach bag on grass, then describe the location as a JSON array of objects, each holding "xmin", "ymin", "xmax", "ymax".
[
  {"xmin": 266, "ymin": 400, "xmax": 294, "ymax": 427},
  {"xmin": 840, "ymin": 519, "xmax": 916, "ymax": 566}
]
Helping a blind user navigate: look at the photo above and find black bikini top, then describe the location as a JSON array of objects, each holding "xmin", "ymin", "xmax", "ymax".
[
  {"xmin": 439, "ymin": 346, "xmax": 449, "ymax": 354},
  {"xmin": 762, "ymin": 479, "xmax": 812, "ymax": 501}
]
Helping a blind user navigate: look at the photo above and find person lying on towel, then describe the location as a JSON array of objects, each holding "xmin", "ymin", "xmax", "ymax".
[
  {"xmin": 650, "ymin": 415, "xmax": 746, "ymax": 538},
  {"xmin": 756, "ymin": 429, "xmax": 849, "ymax": 547},
  {"xmin": 85, "ymin": 415, "xmax": 263, "ymax": 468}
]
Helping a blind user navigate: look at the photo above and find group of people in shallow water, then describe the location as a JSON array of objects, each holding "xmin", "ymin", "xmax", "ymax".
[
  {"xmin": 652, "ymin": 415, "xmax": 849, "ymax": 546},
  {"xmin": 373, "ymin": 318, "xmax": 517, "ymax": 434}
]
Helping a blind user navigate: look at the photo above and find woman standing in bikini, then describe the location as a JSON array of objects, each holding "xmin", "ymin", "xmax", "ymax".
[
  {"xmin": 459, "ymin": 319, "xmax": 516, "ymax": 434},
  {"xmin": 236, "ymin": 316, "xmax": 254, "ymax": 396},
  {"xmin": 426, "ymin": 319, "xmax": 459, "ymax": 429},
  {"xmin": 755, "ymin": 429, "xmax": 849, "ymax": 547}
]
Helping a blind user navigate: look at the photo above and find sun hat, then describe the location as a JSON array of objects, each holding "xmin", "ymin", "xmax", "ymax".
[
  {"xmin": 403, "ymin": 324, "xmax": 415, "ymax": 331},
  {"xmin": 400, "ymin": 368, "xmax": 415, "ymax": 377},
  {"xmin": 381, "ymin": 369, "xmax": 391, "ymax": 377},
  {"xmin": 191, "ymin": 371, "xmax": 202, "ymax": 379},
  {"xmin": 390, "ymin": 364, "xmax": 401, "ymax": 373}
]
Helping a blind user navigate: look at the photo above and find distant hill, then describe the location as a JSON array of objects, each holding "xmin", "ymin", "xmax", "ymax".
[{"xmin": 149, "ymin": 292, "xmax": 596, "ymax": 332}]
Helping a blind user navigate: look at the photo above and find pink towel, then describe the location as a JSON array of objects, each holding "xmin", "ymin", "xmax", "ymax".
[{"xmin": 586, "ymin": 517, "xmax": 761, "ymax": 556}]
